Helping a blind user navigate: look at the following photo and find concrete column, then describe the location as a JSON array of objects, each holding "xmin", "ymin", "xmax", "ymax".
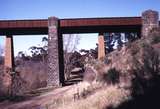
[
  {"xmin": 98, "ymin": 33, "xmax": 105, "ymax": 59},
  {"xmin": 47, "ymin": 17, "xmax": 60, "ymax": 86},
  {"xmin": 2, "ymin": 35, "xmax": 13, "ymax": 96},
  {"xmin": 4, "ymin": 35, "xmax": 14, "ymax": 70},
  {"xmin": 142, "ymin": 10, "xmax": 159, "ymax": 37}
]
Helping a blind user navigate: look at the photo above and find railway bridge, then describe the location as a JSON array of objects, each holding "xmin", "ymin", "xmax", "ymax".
[{"xmin": 0, "ymin": 10, "xmax": 159, "ymax": 86}]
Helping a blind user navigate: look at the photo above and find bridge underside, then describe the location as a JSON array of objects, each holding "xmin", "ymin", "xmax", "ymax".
[{"xmin": 0, "ymin": 25, "xmax": 141, "ymax": 35}]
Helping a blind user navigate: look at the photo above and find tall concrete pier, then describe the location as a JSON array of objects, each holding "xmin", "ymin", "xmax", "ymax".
[
  {"xmin": 47, "ymin": 17, "xmax": 60, "ymax": 86},
  {"xmin": 4, "ymin": 35, "xmax": 14, "ymax": 70}
]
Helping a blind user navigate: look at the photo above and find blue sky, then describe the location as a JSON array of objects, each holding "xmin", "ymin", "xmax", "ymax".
[{"xmin": 0, "ymin": 0, "xmax": 160, "ymax": 56}]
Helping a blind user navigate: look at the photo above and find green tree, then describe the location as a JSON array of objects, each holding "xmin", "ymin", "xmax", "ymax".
[{"xmin": 29, "ymin": 36, "xmax": 48, "ymax": 62}]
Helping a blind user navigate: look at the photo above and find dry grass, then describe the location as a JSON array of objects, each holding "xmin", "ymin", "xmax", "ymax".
[
  {"xmin": 58, "ymin": 85, "xmax": 130, "ymax": 109},
  {"xmin": 44, "ymin": 82, "xmax": 131, "ymax": 109}
]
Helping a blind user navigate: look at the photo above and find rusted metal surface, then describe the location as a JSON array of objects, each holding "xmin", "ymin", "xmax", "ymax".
[
  {"xmin": 60, "ymin": 17, "xmax": 142, "ymax": 27},
  {"xmin": 0, "ymin": 19, "xmax": 48, "ymax": 35},
  {"xmin": 0, "ymin": 17, "xmax": 142, "ymax": 29},
  {"xmin": 0, "ymin": 17, "xmax": 143, "ymax": 35},
  {"xmin": 0, "ymin": 19, "xmax": 48, "ymax": 29}
]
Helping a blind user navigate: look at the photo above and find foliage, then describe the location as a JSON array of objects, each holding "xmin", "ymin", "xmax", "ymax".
[
  {"xmin": 149, "ymin": 28, "xmax": 160, "ymax": 44},
  {"xmin": 63, "ymin": 34, "xmax": 80, "ymax": 80},
  {"xmin": 29, "ymin": 36, "xmax": 48, "ymax": 62},
  {"xmin": 142, "ymin": 44, "xmax": 159, "ymax": 75},
  {"xmin": 80, "ymin": 48, "xmax": 98, "ymax": 59},
  {"xmin": 131, "ymin": 42, "xmax": 160, "ymax": 96},
  {"xmin": 104, "ymin": 32, "xmax": 139, "ymax": 53},
  {"xmin": 151, "ymin": 35, "xmax": 160, "ymax": 44},
  {"xmin": 103, "ymin": 68, "xmax": 120, "ymax": 85},
  {"xmin": 16, "ymin": 35, "xmax": 81, "ymax": 81}
]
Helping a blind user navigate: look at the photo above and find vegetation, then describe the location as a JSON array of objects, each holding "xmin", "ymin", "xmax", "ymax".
[
  {"xmin": 58, "ymin": 85, "xmax": 130, "ymax": 109},
  {"xmin": 104, "ymin": 32, "xmax": 139, "ymax": 53},
  {"xmin": 152, "ymin": 35, "xmax": 160, "ymax": 44},
  {"xmin": 103, "ymin": 68, "xmax": 120, "ymax": 85},
  {"xmin": 150, "ymin": 28, "xmax": 160, "ymax": 44},
  {"xmin": 63, "ymin": 34, "xmax": 81, "ymax": 80}
]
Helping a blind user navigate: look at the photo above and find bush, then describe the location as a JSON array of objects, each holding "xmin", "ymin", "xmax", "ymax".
[
  {"xmin": 131, "ymin": 42, "xmax": 160, "ymax": 96},
  {"xmin": 103, "ymin": 68, "xmax": 120, "ymax": 85},
  {"xmin": 152, "ymin": 35, "xmax": 160, "ymax": 44},
  {"xmin": 149, "ymin": 27, "xmax": 160, "ymax": 44}
]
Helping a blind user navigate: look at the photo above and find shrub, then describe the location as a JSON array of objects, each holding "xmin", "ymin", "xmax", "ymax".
[
  {"xmin": 103, "ymin": 68, "xmax": 120, "ymax": 85},
  {"xmin": 58, "ymin": 85, "xmax": 130, "ymax": 109},
  {"xmin": 152, "ymin": 35, "xmax": 160, "ymax": 44},
  {"xmin": 131, "ymin": 42, "xmax": 160, "ymax": 96},
  {"xmin": 148, "ymin": 27, "xmax": 160, "ymax": 44}
]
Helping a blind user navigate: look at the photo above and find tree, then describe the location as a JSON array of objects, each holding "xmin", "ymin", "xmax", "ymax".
[
  {"xmin": 63, "ymin": 34, "xmax": 80, "ymax": 80},
  {"xmin": 27, "ymin": 35, "xmax": 80, "ymax": 80},
  {"xmin": 104, "ymin": 32, "xmax": 139, "ymax": 53},
  {"xmin": 17, "ymin": 51, "xmax": 25, "ymax": 58},
  {"xmin": 29, "ymin": 36, "xmax": 48, "ymax": 62}
]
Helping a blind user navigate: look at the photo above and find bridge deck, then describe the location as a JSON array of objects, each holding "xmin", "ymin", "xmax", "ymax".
[{"xmin": 0, "ymin": 17, "xmax": 142, "ymax": 35}]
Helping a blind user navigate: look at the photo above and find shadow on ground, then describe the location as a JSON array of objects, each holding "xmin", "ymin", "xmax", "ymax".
[{"xmin": 107, "ymin": 76, "xmax": 160, "ymax": 109}]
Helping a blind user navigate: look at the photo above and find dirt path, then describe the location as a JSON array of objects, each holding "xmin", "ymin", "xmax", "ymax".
[{"xmin": 0, "ymin": 86, "xmax": 72, "ymax": 109}]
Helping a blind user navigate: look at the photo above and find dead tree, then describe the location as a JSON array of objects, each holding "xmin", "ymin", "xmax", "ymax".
[{"xmin": 63, "ymin": 34, "xmax": 80, "ymax": 80}]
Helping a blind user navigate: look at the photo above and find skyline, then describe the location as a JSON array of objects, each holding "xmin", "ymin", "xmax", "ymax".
[{"xmin": 0, "ymin": 0, "xmax": 160, "ymax": 56}]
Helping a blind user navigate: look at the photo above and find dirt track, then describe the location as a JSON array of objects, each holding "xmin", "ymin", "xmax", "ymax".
[{"xmin": 0, "ymin": 86, "xmax": 72, "ymax": 109}]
